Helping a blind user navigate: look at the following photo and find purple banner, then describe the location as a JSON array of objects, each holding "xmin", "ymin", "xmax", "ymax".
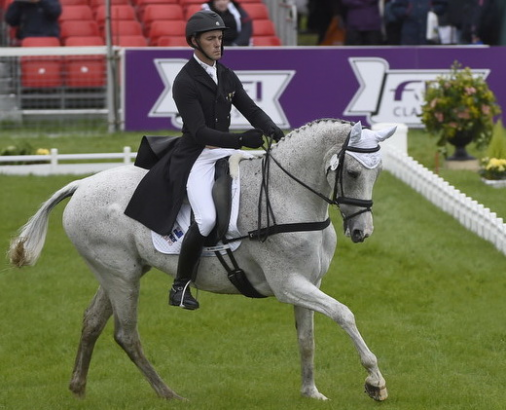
[{"xmin": 123, "ymin": 46, "xmax": 506, "ymax": 131}]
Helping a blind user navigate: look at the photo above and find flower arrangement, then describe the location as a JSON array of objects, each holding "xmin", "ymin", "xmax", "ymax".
[
  {"xmin": 478, "ymin": 120, "xmax": 506, "ymax": 182},
  {"xmin": 420, "ymin": 61, "xmax": 502, "ymax": 152},
  {"xmin": 479, "ymin": 157, "xmax": 506, "ymax": 180}
]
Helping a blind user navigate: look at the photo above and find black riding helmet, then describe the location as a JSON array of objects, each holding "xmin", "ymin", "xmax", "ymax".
[{"xmin": 186, "ymin": 10, "xmax": 228, "ymax": 49}]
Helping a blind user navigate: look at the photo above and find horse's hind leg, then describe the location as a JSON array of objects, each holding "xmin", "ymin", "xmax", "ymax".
[
  {"xmin": 281, "ymin": 278, "xmax": 387, "ymax": 401},
  {"xmin": 69, "ymin": 286, "xmax": 112, "ymax": 397},
  {"xmin": 105, "ymin": 278, "xmax": 184, "ymax": 400},
  {"xmin": 294, "ymin": 306, "xmax": 328, "ymax": 400}
]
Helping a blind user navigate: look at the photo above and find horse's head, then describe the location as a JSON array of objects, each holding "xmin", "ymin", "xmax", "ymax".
[{"xmin": 326, "ymin": 122, "xmax": 396, "ymax": 243}]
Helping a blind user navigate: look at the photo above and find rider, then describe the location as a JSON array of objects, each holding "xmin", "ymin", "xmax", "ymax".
[{"xmin": 125, "ymin": 10, "xmax": 284, "ymax": 310}]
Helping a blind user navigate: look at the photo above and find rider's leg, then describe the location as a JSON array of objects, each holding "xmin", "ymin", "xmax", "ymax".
[
  {"xmin": 169, "ymin": 223, "xmax": 206, "ymax": 309},
  {"xmin": 169, "ymin": 149, "xmax": 219, "ymax": 310}
]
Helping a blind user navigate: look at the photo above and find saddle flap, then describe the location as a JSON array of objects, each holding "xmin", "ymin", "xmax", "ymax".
[{"xmin": 211, "ymin": 157, "xmax": 232, "ymax": 241}]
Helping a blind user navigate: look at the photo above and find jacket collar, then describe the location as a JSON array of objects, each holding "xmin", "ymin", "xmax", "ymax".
[{"xmin": 187, "ymin": 57, "xmax": 218, "ymax": 91}]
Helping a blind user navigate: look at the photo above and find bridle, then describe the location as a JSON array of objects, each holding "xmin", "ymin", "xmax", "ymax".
[
  {"xmin": 331, "ymin": 133, "xmax": 380, "ymax": 221},
  {"xmin": 266, "ymin": 131, "xmax": 381, "ymax": 223}
]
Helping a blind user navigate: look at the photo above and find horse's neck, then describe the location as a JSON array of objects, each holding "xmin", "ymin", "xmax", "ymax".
[{"xmin": 250, "ymin": 121, "xmax": 348, "ymax": 221}]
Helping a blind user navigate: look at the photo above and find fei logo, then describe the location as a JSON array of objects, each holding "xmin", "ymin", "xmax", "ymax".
[
  {"xmin": 149, "ymin": 59, "xmax": 294, "ymax": 129},
  {"xmin": 344, "ymin": 57, "xmax": 490, "ymax": 127}
]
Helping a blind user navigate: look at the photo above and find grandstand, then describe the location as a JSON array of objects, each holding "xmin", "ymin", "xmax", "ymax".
[
  {"xmin": 1, "ymin": 0, "xmax": 282, "ymax": 47},
  {"xmin": 0, "ymin": 0, "xmax": 283, "ymax": 117}
]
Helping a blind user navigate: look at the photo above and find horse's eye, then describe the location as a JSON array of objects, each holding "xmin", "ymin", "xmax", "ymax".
[{"xmin": 347, "ymin": 169, "xmax": 360, "ymax": 178}]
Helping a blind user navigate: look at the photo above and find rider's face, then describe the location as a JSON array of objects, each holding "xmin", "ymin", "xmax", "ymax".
[{"xmin": 194, "ymin": 30, "xmax": 223, "ymax": 64}]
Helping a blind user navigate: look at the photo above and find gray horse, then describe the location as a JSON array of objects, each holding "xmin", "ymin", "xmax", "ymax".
[{"xmin": 9, "ymin": 119, "xmax": 396, "ymax": 402}]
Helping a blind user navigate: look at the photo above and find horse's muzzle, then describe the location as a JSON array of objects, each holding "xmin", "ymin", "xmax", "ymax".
[{"xmin": 351, "ymin": 229, "xmax": 368, "ymax": 243}]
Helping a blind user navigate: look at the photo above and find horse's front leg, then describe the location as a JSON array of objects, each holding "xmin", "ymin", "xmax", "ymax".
[
  {"xmin": 281, "ymin": 278, "xmax": 387, "ymax": 401},
  {"xmin": 294, "ymin": 306, "xmax": 328, "ymax": 400}
]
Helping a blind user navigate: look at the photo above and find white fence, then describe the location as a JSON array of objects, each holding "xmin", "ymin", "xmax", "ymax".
[
  {"xmin": 382, "ymin": 146, "xmax": 506, "ymax": 256},
  {"xmin": 0, "ymin": 147, "xmax": 134, "ymax": 175},
  {"xmin": 1, "ymin": 144, "xmax": 505, "ymax": 256}
]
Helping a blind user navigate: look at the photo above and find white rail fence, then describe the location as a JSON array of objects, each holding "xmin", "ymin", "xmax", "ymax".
[
  {"xmin": 1, "ymin": 144, "xmax": 505, "ymax": 256},
  {"xmin": 0, "ymin": 147, "xmax": 135, "ymax": 175},
  {"xmin": 382, "ymin": 147, "xmax": 506, "ymax": 256}
]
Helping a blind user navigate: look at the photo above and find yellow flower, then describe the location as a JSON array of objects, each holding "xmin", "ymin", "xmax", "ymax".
[{"xmin": 36, "ymin": 148, "xmax": 50, "ymax": 155}]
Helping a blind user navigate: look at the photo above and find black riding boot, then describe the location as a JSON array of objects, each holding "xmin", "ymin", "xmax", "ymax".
[{"xmin": 169, "ymin": 223, "xmax": 205, "ymax": 310}]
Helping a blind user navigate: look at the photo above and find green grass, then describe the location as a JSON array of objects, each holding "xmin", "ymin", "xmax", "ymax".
[{"xmin": 1, "ymin": 130, "xmax": 505, "ymax": 409}]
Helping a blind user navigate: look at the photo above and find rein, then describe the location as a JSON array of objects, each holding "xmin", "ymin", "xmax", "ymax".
[{"xmin": 224, "ymin": 129, "xmax": 380, "ymax": 243}]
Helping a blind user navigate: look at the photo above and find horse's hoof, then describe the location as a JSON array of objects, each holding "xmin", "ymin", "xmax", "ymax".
[
  {"xmin": 301, "ymin": 387, "xmax": 329, "ymax": 401},
  {"xmin": 364, "ymin": 382, "xmax": 388, "ymax": 401}
]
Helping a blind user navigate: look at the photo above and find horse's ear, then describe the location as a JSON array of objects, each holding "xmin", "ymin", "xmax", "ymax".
[
  {"xmin": 350, "ymin": 121, "xmax": 362, "ymax": 144},
  {"xmin": 375, "ymin": 125, "xmax": 397, "ymax": 142}
]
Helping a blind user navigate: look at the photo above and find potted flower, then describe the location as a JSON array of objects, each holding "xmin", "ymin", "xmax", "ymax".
[
  {"xmin": 420, "ymin": 61, "xmax": 502, "ymax": 160},
  {"xmin": 479, "ymin": 119, "xmax": 506, "ymax": 187}
]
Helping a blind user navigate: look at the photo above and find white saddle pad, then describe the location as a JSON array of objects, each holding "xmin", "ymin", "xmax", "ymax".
[{"xmin": 151, "ymin": 175, "xmax": 242, "ymax": 256}]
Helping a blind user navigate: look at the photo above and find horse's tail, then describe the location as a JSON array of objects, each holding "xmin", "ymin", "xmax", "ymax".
[{"xmin": 9, "ymin": 180, "xmax": 81, "ymax": 268}]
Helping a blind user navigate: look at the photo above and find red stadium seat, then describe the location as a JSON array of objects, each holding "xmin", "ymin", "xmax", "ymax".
[
  {"xmin": 252, "ymin": 36, "xmax": 282, "ymax": 46},
  {"xmin": 148, "ymin": 20, "xmax": 185, "ymax": 46},
  {"xmin": 135, "ymin": 0, "xmax": 180, "ymax": 20},
  {"xmin": 95, "ymin": 5, "xmax": 137, "ymax": 30},
  {"xmin": 132, "ymin": 0, "xmax": 179, "ymax": 7},
  {"xmin": 60, "ymin": 20, "xmax": 100, "ymax": 43},
  {"xmin": 112, "ymin": 35, "xmax": 148, "ymax": 46},
  {"xmin": 179, "ymin": 0, "xmax": 206, "ymax": 15},
  {"xmin": 106, "ymin": 20, "xmax": 144, "ymax": 38},
  {"xmin": 252, "ymin": 19, "xmax": 276, "ymax": 37},
  {"xmin": 59, "ymin": 5, "xmax": 94, "ymax": 22},
  {"xmin": 141, "ymin": 4, "xmax": 184, "ymax": 36},
  {"xmin": 90, "ymin": 0, "xmax": 130, "ymax": 12},
  {"xmin": 60, "ymin": 0, "xmax": 89, "ymax": 5},
  {"xmin": 64, "ymin": 37, "xmax": 106, "ymax": 88},
  {"xmin": 242, "ymin": 3, "xmax": 270, "ymax": 20},
  {"xmin": 20, "ymin": 37, "xmax": 63, "ymax": 88},
  {"xmin": 184, "ymin": 4, "xmax": 202, "ymax": 19},
  {"xmin": 21, "ymin": 37, "xmax": 60, "ymax": 47},
  {"xmin": 157, "ymin": 36, "xmax": 189, "ymax": 47}
]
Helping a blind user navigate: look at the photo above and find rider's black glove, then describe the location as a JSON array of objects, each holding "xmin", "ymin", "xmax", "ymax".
[
  {"xmin": 238, "ymin": 129, "xmax": 264, "ymax": 148},
  {"xmin": 268, "ymin": 125, "xmax": 284, "ymax": 142}
]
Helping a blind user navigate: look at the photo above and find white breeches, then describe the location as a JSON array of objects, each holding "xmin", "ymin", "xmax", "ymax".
[{"xmin": 187, "ymin": 147, "xmax": 242, "ymax": 236}]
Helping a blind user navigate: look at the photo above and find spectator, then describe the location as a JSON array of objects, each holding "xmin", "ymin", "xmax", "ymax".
[
  {"xmin": 342, "ymin": 0, "xmax": 383, "ymax": 45},
  {"xmin": 475, "ymin": 0, "xmax": 502, "ymax": 45},
  {"xmin": 446, "ymin": 0, "xmax": 478, "ymax": 44},
  {"xmin": 201, "ymin": 0, "xmax": 252, "ymax": 46},
  {"xmin": 4, "ymin": 0, "xmax": 62, "ymax": 42},
  {"xmin": 307, "ymin": 0, "xmax": 344, "ymax": 45},
  {"xmin": 383, "ymin": 0, "xmax": 402, "ymax": 44},
  {"xmin": 447, "ymin": 0, "xmax": 501, "ymax": 45},
  {"xmin": 390, "ymin": 0, "xmax": 448, "ymax": 45}
]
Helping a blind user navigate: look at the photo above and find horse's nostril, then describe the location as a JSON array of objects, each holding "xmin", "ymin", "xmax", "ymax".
[{"xmin": 352, "ymin": 230, "xmax": 365, "ymax": 243}]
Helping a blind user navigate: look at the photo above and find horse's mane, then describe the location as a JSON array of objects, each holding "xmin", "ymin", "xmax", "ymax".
[
  {"xmin": 270, "ymin": 118, "xmax": 352, "ymax": 152},
  {"xmin": 286, "ymin": 118, "xmax": 351, "ymax": 137},
  {"xmin": 239, "ymin": 118, "xmax": 353, "ymax": 167}
]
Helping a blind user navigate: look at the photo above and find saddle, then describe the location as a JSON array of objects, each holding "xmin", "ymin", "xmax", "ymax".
[{"xmin": 207, "ymin": 157, "xmax": 267, "ymax": 299}]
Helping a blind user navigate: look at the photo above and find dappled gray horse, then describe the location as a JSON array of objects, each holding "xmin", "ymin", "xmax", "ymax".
[{"xmin": 9, "ymin": 119, "xmax": 396, "ymax": 401}]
